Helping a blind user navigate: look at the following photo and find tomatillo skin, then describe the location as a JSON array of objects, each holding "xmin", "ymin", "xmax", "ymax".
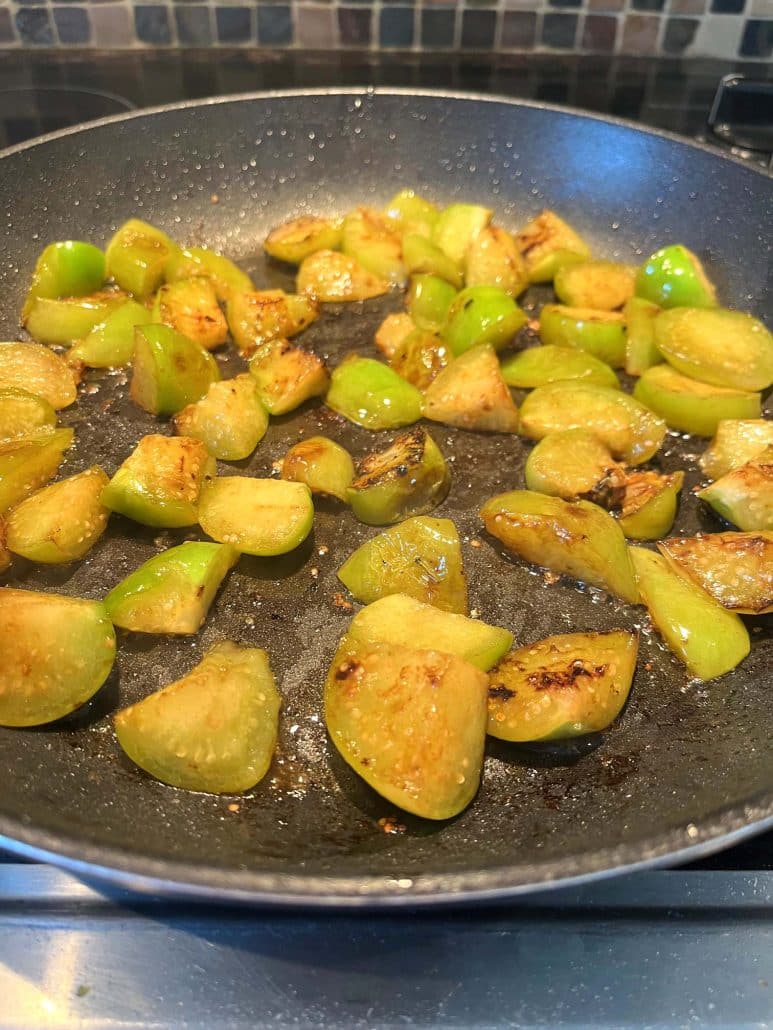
[
  {"xmin": 442, "ymin": 286, "xmax": 527, "ymax": 356},
  {"xmin": 635, "ymin": 244, "xmax": 717, "ymax": 309},
  {"xmin": 23, "ymin": 240, "xmax": 105, "ymax": 320}
]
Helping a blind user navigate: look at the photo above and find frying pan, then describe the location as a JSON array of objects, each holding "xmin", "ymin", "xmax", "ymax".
[{"xmin": 0, "ymin": 90, "xmax": 770, "ymax": 907}]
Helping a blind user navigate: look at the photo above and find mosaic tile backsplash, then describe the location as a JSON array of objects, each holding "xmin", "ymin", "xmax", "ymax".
[{"xmin": 0, "ymin": 0, "xmax": 771, "ymax": 58}]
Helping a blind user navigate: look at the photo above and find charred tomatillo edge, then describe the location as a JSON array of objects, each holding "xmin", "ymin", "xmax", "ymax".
[
  {"xmin": 341, "ymin": 206, "xmax": 406, "ymax": 284},
  {"xmin": 618, "ymin": 470, "xmax": 684, "ymax": 541},
  {"xmin": 700, "ymin": 420, "xmax": 773, "ymax": 481},
  {"xmin": 281, "ymin": 436, "xmax": 355, "ymax": 502},
  {"xmin": 464, "ymin": 226, "xmax": 529, "ymax": 298},
  {"xmin": 104, "ymin": 541, "xmax": 238, "ymax": 635},
  {"xmin": 296, "ymin": 249, "xmax": 390, "ymax": 303},
  {"xmin": 0, "ymin": 588, "xmax": 115, "ymax": 727},
  {"xmin": 130, "ymin": 324, "xmax": 220, "ymax": 417},
  {"xmin": 6, "ymin": 466, "xmax": 110, "ymax": 564},
  {"xmin": 487, "ymin": 630, "xmax": 639, "ymax": 742},
  {"xmin": 102, "ymin": 435, "xmax": 215, "ymax": 529},
  {"xmin": 654, "ymin": 308, "xmax": 773, "ymax": 393},
  {"xmin": 151, "ymin": 278, "xmax": 228, "ymax": 352},
  {"xmin": 0, "ymin": 388, "xmax": 57, "ymax": 442},
  {"xmin": 697, "ymin": 447, "xmax": 773, "ymax": 532},
  {"xmin": 629, "ymin": 546, "xmax": 750, "ymax": 681},
  {"xmin": 114, "ymin": 641, "xmax": 280, "ymax": 794},
  {"xmin": 442, "ymin": 286, "xmax": 527, "ymax": 357},
  {"xmin": 389, "ymin": 328, "xmax": 450, "ymax": 391},
  {"xmin": 249, "ymin": 339, "xmax": 329, "ymax": 416},
  {"xmin": 524, "ymin": 429, "xmax": 626, "ymax": 506},
  {"xmin": 635, "ymin": 245, "xmax": 717, "ymax": 310},
  {"xmin": 500, "ymin": 345, "xmax": 620, "ymax": 390},
  {"xmin": 423, "ymin": 343, "xmax": 519, "ymax": 434},
  {"xmin": 347, "ymin": 428, "xmax": 451, "ymax": 525},
  {"xmin": 406, "ymin": 274, "xmax": 458, "ymax": 331},
  {"xmin": 514, "ymin": 210, "xmax": 591, "ymax": 283},
  {"xmin": 553, "ymin": 260, "xmax": 636, "ymax": 311},
  {"xmin": 0, "ymin": 428, "xmax": 74, "ymax": 514},
  {"xmin": 174, "ymin": 375, "xmax": 268, "ymax": 462},
  {"xmin": 402, "ymin": 234, "xmax": 463, "ymax": 289},
  {"xmin": 480, "ymin": 490, "xmax": 640, "ymax": 604},
  {"xmin": 346, "ymin": 593, "xmax": 512, "ymax": 671},
  {"xmin": 518, "ymin": 382, "xmax": 666, "ymax": 465},
  {"xmin": 658, "ymin": 531, "xmax": 773, "ymax": 615},
  {"xmin": 105, "ymin": 219, "xmax": 179, "ymax": 299},
  {"xmin": 539, "ymin": 305, "xmax": 626, "ymax": 368},
  {"xmin": 263, "ymin": 216, "xmax": 342, "ymax": 266},
  {"xmin": 198, "ymin": 477, "xmax": 314, "ymax": 557},
  {"xmin": 70, "ymin": 300, "xmax": 153, "ymax": 369},
  {"xmin": 225, "ymin": 289, "xmax": 319, "ymax": 356},
  {"xmin": 384, "ymin": 189, "xmax": 439, "ymax": 237},
  {"xmin": 337, "ymin": 516, "xmax": 468, "ymax": 615},
  {"xmin": 22, "ymin": 241, "xmax": 105, "ymax": 321},
  {"xmin": 165, "ymin": 246, "xmax": 253, "ymax": 300},
  {"xmin": 326, "ymin": 355, "xmax": 423, "ymax": 431},
  {"xmin": 374, "ymin": 313, "xmax": 416, "ymax": 361},
  {"xmin": 0, "ymin": 342, "xmax": 79, "ymax": 410},
  {"xmin": 624, "ymin": 297, "xmax": 663, "ymax": 377},
  {"xmin": 24, "ymin": 292, "xmax": 127, "ymax": 346},
  {"xmin": 325, "ymin": 639, "xmax": 488, "ymax": 820},
  {"xmin": 432, "ymin": 203, "xmax": 492, "ymax": 265},
  {"xmin": 633, "ymin": 364, "xmax": 761, "ymax": 437}
]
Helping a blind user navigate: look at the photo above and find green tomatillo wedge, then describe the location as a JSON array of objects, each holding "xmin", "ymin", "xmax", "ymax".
[
  {"xmin": 519, "ymin": 382, "xmax": 666, "ymax": 465},
  {"xmin": 624, "ymin": 297, "xmax": 663, "ymax": 377},
  {"xmin": 341, "ymin": 206, "xmax": 405, "ymax": 284},
  {"xmin": 198, "ymin": 477, "xmax": 314, "ymax": 556},
  {"xmin": 524, "ymin": 429, "xmax": 626, "ymax": 507},
  {"xmin": 70, "ymin": 299, "xmax": 153, "ymax": 368},
  {"xmin": 264, "ymin": 216, "xmax": 342, "ymax": 265},
  {"xmin": 165, "ymin": 246, "xmax": 253, "ymax": 301},
  {"xmin": 618, "ymin": 469, "xmax": 684, "ymax": 541},
  {"xmin": 654, "ymin": 307, "xmax": 773, "ymax": 392},
  {"xmin": 464, "ymin": 226, "xmax": 529, "ymax": 297},
  {"xmin": 700, "ymin": 419, "xmax": 773, "ymax": 480},
  {"xmin": 6, "ymin": 466, "xmax": 109, "ymax": 564},
  {"xmin": 0, "ymin": 589, "xmax": 115, "ymax": 727},
  {"xmin": 0, "ymin": 388, "xmax": 56, "ymax": 442},
  {"xmin": 102, "ymin": 435, "xmax": 215, "ymax": 529},
  {"xmin": 347, "ymin": 427, "xmax": 451, "ymax": 526},
  {"xmin": 500, "ymin": 345, "xmax": 619, "ymax": 390},
  {"xmin": 24, "ymin": 291, "xmax": 126, "ymax": 346},
  {"xmin": 432, "ymin": 203, "xmax": 492, "ymax": 264},
  {"xmin": 384, "ymin": 189, "xmax": 439, "ymax": 237},
  {"xmin": 104, "ymin": 541, "xmax": 238, "ymax": 635},
  {"xmin": 337, "ymin": 516, "xmax": 467, "ymax": 614},
  {"xmin": 0, "ymin": 428, "xmax": 74, "ymax": 514},
  {"xmin": 226, "ymin": 289, "xmax": 319, "ymax": 356},
  {"xmin": 114, "ymin": 641, "xmax": 280, "ymax": 794},
  {"xmin": 174, "ymin": 374, "xmax": 268, "ymax": 462},
  {"xmin": 539, "ymin": 305, "xmax": 626, "ymax": 367},
  {"xmin": 326, "ymin": 355, "xmax": 423, "ymax": 431},
  {"xmin": 481, "ymin": 490, "xmax": 639, "ymax": 603},
  {"xmin": 423, "ymin": 343, "xmax": 519, "ymax": 433},
  {"xmin": 442, "ymin": 286, "xmax": 527, "ymax": 356},
  {"xmin": 374, "ymin": 313, "xmax": 416, "ymax": 361},
  {"xmin": 402, "ymin": 234, "xmax": 463, "ymax": 289},
  {"xmin": 389, "ymin": 328, "xmax": 450, "ymax": 391},
  {"xmin": 0, "ymin": 342, "xmax": 79, "ymax": 409},
  {"xmin": 249, "ymin": 339, "xmax": 329, "ymax": 415},
  {"xmin": 130, "ymin": 324, "xmax": 220, "ymax": 417},
  {"xmin": 407, "ymin": 274, "xmax": 458, "ymax": 331},
  {"xmin": 23, "ymin": 240, "xmax": 105, "ymax": 320},
  {"xmin": 697, "ymin": 447, "xmax": 773, "ymax": 531},
  {"xmin": 151, "ymin": 277, "xmax": 228, "ymax": 351},
  {"xmin": 635, "ymin": 244, "xmax": 717, "ymax": 309},
  {"xmin": 658, "ymin": 531, "xmax": 773, "ymax": 615},
  {"xmin": 630, "ymin": 546, "xmax": 749, "ymax": 681},
  {"xmin": 105, "ymin": 219, "xmax": 179, "ymax": 299},
  {"xmin": 297, "ymin": 250, "xmax": 390, "ymax": 302},
  {"xmin": 346, "ymin": 593, "xmax": 512, "ymax": 671},
  {"xmin": 281, "ymin": 436, "xmax": 355, "ymax": 502},
  {"xmin": 514, "ymin": 210, "xmax": 591, "ymax": 283},
  {"xmin": 325, "ymin": 639, "xmax": 488, "ymax": 820},
  {"xmin": 554, "ymin": 260, "xmax": 636, "ymax": 311},
  {"xmin": 633, "ymin": 364, "xmax": 760, "ymax": 437},
  {"xmin": 487, "ymin": 630, "xmax": 638, "ymax": 742}
]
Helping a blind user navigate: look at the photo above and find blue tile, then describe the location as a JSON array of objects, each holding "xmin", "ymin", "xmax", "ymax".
[
  {"xmin": 53, "ymin": 6, "xmax": 91, "ymax": 43},
  {"xmin": 215, "ymin": 6, "xmax": 252, "ymax": 42},
  {"xmin": 662, "ymin": 15, "xmax": 698, "ymax": 52},
  {"xmin": 632, "ymin": 0, "xmax": 665, "ymax": 9},
  {"xmin": 461, "ymin": 8, "xmax": 496, "ymax": 48},
  {"xmin": 174, "ymin": 4, "xmax": 212, "ymax": 43},
  {"xmin": 420, "ymin": 8, "xmax": 454, "ymax": 47},
  {"xmin": 739, "ymin": 18, "xmax": 773, "ymax": 56},
  {"xmin": 256, "ymin": 4, "xmax": 292, "ymax": 44},
  {"xmin": 15, "ymin": 7, "xmax": 54, "ymax": 44},
  {"xmin": 549, "ymin": 0, "xmax": 581, "ymax": 7},
  {"xmin": 541, "ymin": 12, "xmax": 578, "ymax": 47},
  {"xmin": 710, "ymin": 0, "xmax": 745, "ymax": 10},
  {"xmin": 379, "ymin": 5, "xmax": 413, "ymax": 47},
  {"xmin": 134, "ymin": 5, "xmax": 173, "ymax": 44}
]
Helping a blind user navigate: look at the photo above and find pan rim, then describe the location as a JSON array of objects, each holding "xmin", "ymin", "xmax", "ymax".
[{"xmin": 0, "ymin": 87, "xmax": 770, "ymax": 905}]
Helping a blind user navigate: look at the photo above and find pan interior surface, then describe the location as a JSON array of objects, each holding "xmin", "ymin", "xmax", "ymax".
[{"xmin": 0, "ymin": 91, "xmax": 770, "ymax": 904}]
